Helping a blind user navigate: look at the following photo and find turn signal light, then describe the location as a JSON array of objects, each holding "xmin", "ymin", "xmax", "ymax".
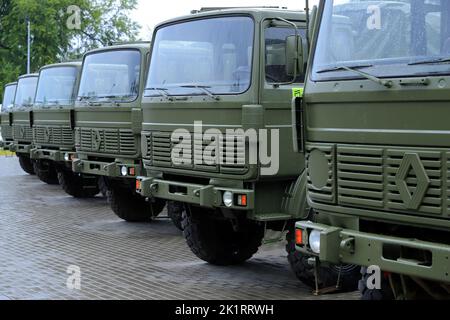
[
  {"xmin": 237, "ymin": 194, "xmax": 247, "ymax": 207},
  {"xmin": 295, "ymin": 229, "xmax": 304, "ymax": 246},
  {"xmin": 136, "ymin": 179, "xmax": 142, "ymax": 191},
  {"xmin": 129, "ymin": 167, "xmax": 136, "ymax": 176}
]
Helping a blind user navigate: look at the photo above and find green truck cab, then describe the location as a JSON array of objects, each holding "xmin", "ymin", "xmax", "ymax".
[
  {"xmin": 296, "ymin": 0, "xmax": 450, "ymax": 299},
  {"xmin": 135, "ymin": 7, "xmax": 359, "ymax": 289},
  {"xmin": 68, "ymin": 43, "xmax": 165, "ymax": 220},
  {"xmin": 0, "ymin": 82, "xmax": 17, "ymax": 150},
  {"xmin": 30, "ymin": 62, "xmax": 100, "ymax": 196},
  {"xmin": 9, "ymin": 74, "xmax": 39, "ymax": 174}
]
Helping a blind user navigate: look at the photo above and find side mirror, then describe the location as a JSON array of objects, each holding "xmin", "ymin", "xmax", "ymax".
[{"xmin": 286, "ymin": 35, "xmax": 304, "ymax": 78}]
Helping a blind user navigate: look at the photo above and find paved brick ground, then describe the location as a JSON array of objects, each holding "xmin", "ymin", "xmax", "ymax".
[{"xmin": 0, "ymin": 157, "xmax": 357, "ymax": 300}]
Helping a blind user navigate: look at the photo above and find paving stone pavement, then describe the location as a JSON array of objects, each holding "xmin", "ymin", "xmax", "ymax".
[{"xmin": 0, "ymin": 157, "xmax": 358, "ymax": 300}]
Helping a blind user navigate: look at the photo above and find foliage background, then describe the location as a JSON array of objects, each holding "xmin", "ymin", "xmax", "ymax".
[{"xmin": 0, "ymin": 0, "xmax": 140, "ymax": 99}]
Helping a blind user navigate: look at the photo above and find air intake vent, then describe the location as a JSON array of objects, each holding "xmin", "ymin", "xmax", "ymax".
[
  {"xmin": 1, "ymin": 125, "xmax": 13, "ymax": 140},
  {"xmin": 13, "ymin": 125, "xmax": 33, "ymax": 142},
  {"xmin": 33, "ymin": 126, "xmax": 74, "ymax": 147},
  {"xmin": 144, "ymin": 131, "xmax": 248, "ymax": 175},
  {"xmin": 337, "ymin": 147, "xmax": 384, "ymax": 208},
  {"xmin": 77, "ymin": 128, "xmax": 136, "ymax": 156}
]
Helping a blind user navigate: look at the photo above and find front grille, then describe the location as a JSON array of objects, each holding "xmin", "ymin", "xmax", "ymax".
[
  {"xmin": 447, "ymin": 152, "xmax": 450, "ymax": 216},
  {"xmin": 13, "ymin": 125, "xmax": 33, "ymax": 142},
  {"xmin": 1, "ymin": 125, "xmax": 13, "ymax": 140},
  {"xmin": 33, "ymin": 126, "xmax": 74, "ymax": 147},
  {"xmin": 337, "ymin": 147, "xmax": 384, "ymax": 208},
  {"xmin": 76, "ymin": 128, "xmax": 136, "ymax": 156},
  {"xmin": 385, "ymin": 149, "xmax": 442, "ymax": 215},
  {"xmin": 307, "ymin": 144, "xmax": 450, "ymax": 218},
  {"xmin": 142, "ymin": 131, "xmax": 248, "ymax": 175}
]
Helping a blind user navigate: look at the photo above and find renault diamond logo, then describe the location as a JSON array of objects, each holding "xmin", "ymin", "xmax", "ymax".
[
  {"xmin": 395, "ymin": 153, "xmax": 430, "ymax": 210},
  {"xmin": 44, "ymin": 127, "xmax": 51, "ymax": 143},
  {"xmin": 20, "ymin": 126, "xmax": 26, "ymax": 138},
  {"xmin": 92, "ymin": 130, "xmax": 102, "ymax": 151}
]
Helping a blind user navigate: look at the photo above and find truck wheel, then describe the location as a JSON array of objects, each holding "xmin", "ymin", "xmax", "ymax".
[
  {"xmin": 108, "ymin": 185, "xmax": 165, "ymax": 222},
  {"xmin": 58, "ymin": 170, "xmax": 100, "ymax": 198},
  {"xmin": 167, "ymin": 201, "xmax": 184, "ymax": 231},
  {"xmin": 286, "ymin": 230, "xmax": 360, "ymax": 292},
  {"xmin": 18, "ymin": 155, "xmax": 35, "ymax": 175},
  {"xmin": 33, "ymin": 160, "xmax": 59, "ymax": 185},
  {"xmin": 359, "ymin": 267, "xmax": 395, "ymax": 300},
  {"xmin": 182, "ymin": 206, "xmax": 264, "ymax": 266}
]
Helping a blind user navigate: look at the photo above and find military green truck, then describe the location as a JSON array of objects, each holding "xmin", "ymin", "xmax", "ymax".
[
  {"xmin": 30, "ymin": 62, "xmax": 100, "ymax": 195},
  {"xmin": 295, "ymin": 0, "xmax": 450, "ymax": 299},
  {"xmin": 135, "ymin": 7, "xmax": 359, "ymax": 290},
  {"xmin": 68, "ymin": 43, "xmax": 165, "ymax": 221},
  {"xmin": 0, "ymin": 82, "xmax": 17, "ymax": 150},
  {"xmin": 9, "ymin": 74, "xmax": 39, "ymax": 175}
]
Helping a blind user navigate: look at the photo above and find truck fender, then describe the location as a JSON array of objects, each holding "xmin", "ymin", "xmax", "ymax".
[{"xmin": 284, "ymin": 170, "xmax": 309, "ymax": 220}]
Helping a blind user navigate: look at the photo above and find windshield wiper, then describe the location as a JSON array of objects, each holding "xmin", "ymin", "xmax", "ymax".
[
  {"xmin": 180, "ymin": 85, "xmax": 220, "ymax": 101},
  {"xmin": 317, "ymin": 64, "xmax": 393, "ymax": 88},
  {"xmin": 408, "ymin": 56, "xmax": 450, "ymax": 66},
  {"xmin": 78, "ymin": 96, "xmax": 95, "ymax": 102},
  {"xmin": 145, "ymin": 87, "xmax": 174, "ymax": 101}
]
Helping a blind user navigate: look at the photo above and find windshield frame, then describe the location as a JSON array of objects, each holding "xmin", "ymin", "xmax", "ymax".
[
  {"xmin": 34, "ymin": 66, "xmax": 79, "ymax": 108},
  {"xmin": 145, "ymin": 14, "xmax": 256, "ymax": 98},
  {"xmin": 77, "ymin": 48, "xmax": 143, "ymax": 105},
  {"xmin": 310, "ymin": 0, "xmax": 450, "ymax": 82},
  {"xmin": 1, "ymin": 83, "xmax": 17, "ymax": 113}
]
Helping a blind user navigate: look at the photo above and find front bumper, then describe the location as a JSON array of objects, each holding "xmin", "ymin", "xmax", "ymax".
[
  {"xmin": 9, "ymin": 143, "xmax": 32, "ymax": 154},
  {"xmin": 72, "ymin": 156, "xmax": 141, "ymax": 178},
  {"xmin": 30, "ymin": 148, "xmax": 66, "ymax": 162},
  {"xmin": 0, "ymin": 140, "xmax": 13, "ymax": 151},
  {"xmin": 295, "ymin": 221, "xmax": 450, "ymax": 284},
  {"xmin": 136, "ymin": 176, "xmax": 254, "ymax": 210}
]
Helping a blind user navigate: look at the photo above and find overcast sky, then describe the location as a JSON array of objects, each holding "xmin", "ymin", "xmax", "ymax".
[{"xmin": 131, "ymin": 0, "xmax": 321, "ymax": 40}]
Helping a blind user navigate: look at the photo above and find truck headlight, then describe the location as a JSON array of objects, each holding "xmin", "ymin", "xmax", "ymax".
[
  {"xmin": 120, "ymin": 166, "xmax": 128, "ymax": 177},
  {"xmin": 223, "ymin": 191, "xmax": 233, "ymax": 207},
  {"xmin": 309, "ymin": 230, "xmax": 321, "ymax": 254},
  {"xmin": 64, "ymin": 153, "xmax": 70, "ymax": 161}
]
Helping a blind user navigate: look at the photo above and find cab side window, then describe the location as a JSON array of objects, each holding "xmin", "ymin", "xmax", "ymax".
[{"xmin": 265, "ymin": 26, "xmax": 306, "ymax": 83}]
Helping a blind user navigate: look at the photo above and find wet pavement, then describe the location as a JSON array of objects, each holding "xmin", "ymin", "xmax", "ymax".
[{"xmin": 0, "ymin": 156, "xmax": 357, "ymax": 300}]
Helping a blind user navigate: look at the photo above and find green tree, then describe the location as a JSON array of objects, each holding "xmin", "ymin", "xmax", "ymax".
[{"xmin": 0, "ymin": 0, "xmax": 140, "ymax": 99}]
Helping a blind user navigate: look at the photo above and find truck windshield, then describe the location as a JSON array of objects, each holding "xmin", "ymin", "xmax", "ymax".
[
  {"xmin": 77, "ymin": 50, "xmax": 141, "ymax": 103},
  {"xmin": 1, "ymin": 84, "xmax": 17, "ymax": 112},
  {"xmin": 146, "ymin": 16, "xmax": 254, "ymax": 97},
  {"xmin": 35, "ymin": 67, "xmax": 78, "ymax": 107},
  {"xmin": 312, "ymin": 0, "xmax": 450, "ymax": 81},
  {"xmin": 14, "ymin": 77, "xmax": 38, "ymax": 109}
]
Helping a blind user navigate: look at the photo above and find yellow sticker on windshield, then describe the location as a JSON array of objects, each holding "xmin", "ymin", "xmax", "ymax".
[{"xmin": 292, "ymin": 88, "xmax": 304, "ymax": 98}]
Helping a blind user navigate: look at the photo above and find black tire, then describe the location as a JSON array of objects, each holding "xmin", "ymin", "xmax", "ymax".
[
  {"xmin": 18, "ymin": 155, "xmax": 35, "ymax": 175},
  {"xmin": 33, "ymin": 160, "xmax": 59, "ymax": 185},
  {"xmin": 58, "ymin": 170, "xmax": 100, "ymax": 198},
  {"xmin": 359, "ymin": 267, "xmax": 395, "ymax": 300},
  {"xmin": 182, "ymin": 206, "xmax": 264, "ymax": 266},
  {"xmin": 168, "ymin": 201, "xmax": 184, "ymax": 231},
  {"xmin": 108, "ymin": 185, "xmax": 165, "ymax": 222},
  {"xmin": 286, "ymin": 229, "xmax": 360, "ymax": 292}
]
